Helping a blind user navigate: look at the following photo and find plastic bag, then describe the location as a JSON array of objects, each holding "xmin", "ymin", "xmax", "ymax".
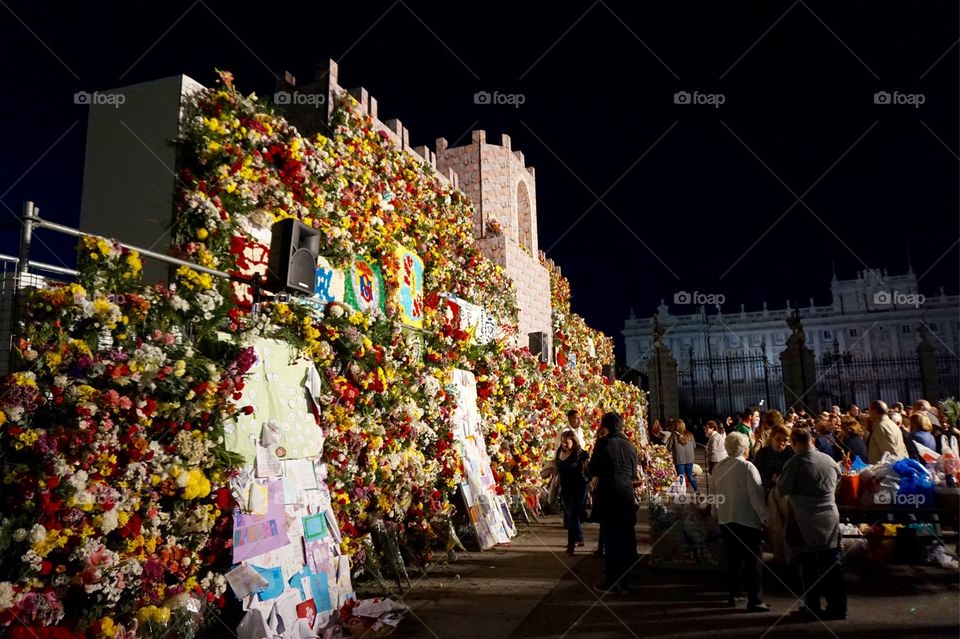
[{"xmin": 667, "ymin": 474, "xmax": 686, "ymax": 495}]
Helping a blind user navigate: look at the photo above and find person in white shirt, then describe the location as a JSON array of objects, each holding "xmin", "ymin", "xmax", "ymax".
[
  {"xmin": 712, "ymin": 431, "xmax": 770, "ymax": 612},
  {"xmin": 705, "ymin": 420, "xmax": 727, "ymax": 474},
  {"xmin": 555, "ymin": 408, "xmax": 587, "ymax": 452}
]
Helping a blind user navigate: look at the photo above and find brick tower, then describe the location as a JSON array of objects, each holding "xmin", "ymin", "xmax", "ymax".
[{"xmin": 436, "ymin": 131, "xmax": 552, "ymax": 347}]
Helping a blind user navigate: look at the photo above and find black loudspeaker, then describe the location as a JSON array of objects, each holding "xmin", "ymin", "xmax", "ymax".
[
  {"xmin": 266, "ymin": 219, "xmax": 321, "ymax": 295},
  {"xmin": 529, "ymin": 332, "xmax": 551, "ymax": 363}
]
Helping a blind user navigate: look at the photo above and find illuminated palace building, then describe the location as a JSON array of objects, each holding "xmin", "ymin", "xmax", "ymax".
[{"xmin": 623, "ymin": 268, "xmax": 959, "ymax": 414}]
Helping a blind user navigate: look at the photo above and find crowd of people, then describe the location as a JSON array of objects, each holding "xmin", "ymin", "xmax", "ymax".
[{"xmin": 543, "ymin": 398, "xmax": 959, "ymax": 615}]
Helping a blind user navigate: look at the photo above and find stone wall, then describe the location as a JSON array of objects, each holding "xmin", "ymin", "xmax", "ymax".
[{"xmin": 478, "ymin": 235, "xmax": 552, "ymax": 344}]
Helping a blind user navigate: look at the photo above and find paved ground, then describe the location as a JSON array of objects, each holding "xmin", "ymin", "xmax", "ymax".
[{"xmin": 389, "ymin": 511, "xmax": 960, "ymax": 639}]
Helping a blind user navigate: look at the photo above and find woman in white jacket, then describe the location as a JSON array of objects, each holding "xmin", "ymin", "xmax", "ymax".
[{"xmin": 705, "ymin": 420, "xmax": 727, "ymax": 474}]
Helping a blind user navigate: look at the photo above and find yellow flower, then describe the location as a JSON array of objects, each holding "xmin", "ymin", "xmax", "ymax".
[
  {"xmin": 98, "ymin": 616, "xmax": 117, "ymax": 638},
  {"xmin": 137, "ymin": 605, "xmax": 171, "ymax": 625},
  {"xmin": 126, "ymin": 251, "xmax": 142, "ymax": 274},
  {"xmin": 196, "ymin": 228, "xmax": 209, "ymax": 240}
]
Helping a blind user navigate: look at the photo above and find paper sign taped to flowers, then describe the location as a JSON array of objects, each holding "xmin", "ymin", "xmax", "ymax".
[
  {"xmin": 314, "ymin": 256, "xmax": 345, "ymax": 304},
  {"xmin": 224, "ymin": 339, "xmax": 324, "ymax": 464},
  {"xmin": 344, "ymin": 257, "xmax": 386, "ymax": 314},
  {"xmin": 230, "ymin": 235, "xmax": 270, "ymax": 308},
  {"xmin": 233, "ymin": 479, "xmax": 289, "ymax": 562},
  {"xmin": 392, "ymin": 245, "xmax": 424, "ymax": 329},
  {"xmin": 449, "ymin": 369, "xmax": 515, "ymax": 549},
  {"xmin": 445, "ymin": 295, "xmax": 499, "ymax": 344}
]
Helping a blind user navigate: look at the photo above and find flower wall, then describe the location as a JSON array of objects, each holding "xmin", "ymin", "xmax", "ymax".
[{"xmin": 0, "ymin": 72, "xmax": 644, "ymax": 638}]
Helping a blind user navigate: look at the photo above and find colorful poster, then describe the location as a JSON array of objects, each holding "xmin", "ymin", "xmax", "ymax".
[
  {"xmin": 402, "ymin": 328, "xmax": 424, "ymax": 363},
  {"xmin": 449, "ymin": 369, "xmax": 516, "ymax": 549},
  {"xmin": 232, "ymin": 479, "xmax": 290, "ymax": 562},
  {"xmin": 344, "ymin": 258, "xmax": 386, "ymax": 314},
  {"xmin": 444, "ymin": 295, "xmax": 498, "ymax": 344},
  {"xmin": 313, "ymin": 256, "xmax": 345, "ymax": 304},
  {"xmin": 393, "ymin": 245, "xmax": 424, "ymax": 329},
  {"xmin": 251, "ymin": 564, "xmax": 285, "ymax": 601},
  {"xmin": 302, "ymin": 513, "xmax": 328, "ymax": 541},
  {"xmin": 229, "ymin": 235, "xmax": 270, "ymax": 308}
]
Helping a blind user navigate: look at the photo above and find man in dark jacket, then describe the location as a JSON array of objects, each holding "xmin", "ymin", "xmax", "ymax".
[{"xmin": 588, "ymin": 412, "xmax": 638, "ymax": 594}]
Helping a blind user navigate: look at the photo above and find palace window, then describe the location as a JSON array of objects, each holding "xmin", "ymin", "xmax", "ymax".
[
  {"xmin": 823, "ymin": 330, "xmax": 832, "ymax": 340},
  {"xmin": 901, "ymin": 324, "xmax": 911, "ymax": 334},
  {"xmin": 849, "ymin": 328, "xmax": 858, "ymax": 337},
  {"xmin": 930, "ymin": 322, "xmax": 939, "ymax": 332}
]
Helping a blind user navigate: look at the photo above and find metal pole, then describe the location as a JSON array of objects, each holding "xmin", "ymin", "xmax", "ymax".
[
  {"xmin": 689, "ymin": 346, "xmax": 697, "ymax": 409},
  {"xmin": 656, "ymin": 345, "xmax": 665, "ymax": 424},
  {"xmin": 18, "ymin": 202, "xmax": 35, "ymax": 276},
  {"xmin": 725, "ymin": 357, "xmax": 734, "ymax": 418},
  {"xmin": 799, "ymin": 348, "xmax": 809, "ymax": 411},
  {"xmin": 9, "ymin": 202, "xmax": 38, "ymax": 375},
  {"xmin": 30, "ymin": 215, "xmax": 236, "ymax": 281},
  {"xmin": 762, "ymin": 342, "xmax": 771, "ymax": 407}
]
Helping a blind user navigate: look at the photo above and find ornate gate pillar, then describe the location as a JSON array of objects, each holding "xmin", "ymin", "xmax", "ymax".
[{"xmin": 779, "ymin": 310, "xmax": 819, "ymax": 412}]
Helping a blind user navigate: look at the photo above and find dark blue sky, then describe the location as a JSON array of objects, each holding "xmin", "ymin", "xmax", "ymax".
[{"xmin": 2, "ymin": 1, "xmax": 957, "ymax": 361}]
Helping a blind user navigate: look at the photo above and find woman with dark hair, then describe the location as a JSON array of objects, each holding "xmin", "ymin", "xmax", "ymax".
[
  {"xmin": 814, "ymin": 419, "xmax": 844, "ymax": 462},
  {"xmin": 839, "ymin": 417, "xmax": 868, "ymax": 463},
  {"xmin": 754, "ymin": 409, "xmax": 785, "ymax": 455},
  {"xmin": 753, "ymin": 424, "xmax": 793, "ymax": 494},
  {"xmin": 556, "ymin": 429, "xmax": 590, "ymax": 555},
  {"xmin": 753, "ymin": 423, "xmax": 794, "ymax": 564},
  {"xmin": 649, "ymin": 419, "xmax": 665, "ymax": 445}
]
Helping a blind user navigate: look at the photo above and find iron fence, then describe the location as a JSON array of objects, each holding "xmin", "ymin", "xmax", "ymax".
[
  {"xmin": 675, "ymin": 348, "xmax": 958, "ymax": 421},
  {"xmin": 677, "ymin": 349, "xmax": 784, "ymax": 421}
]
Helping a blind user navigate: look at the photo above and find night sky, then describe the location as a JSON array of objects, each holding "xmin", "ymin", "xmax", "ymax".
[{"xmin": 2, "ymin": 1, "xmax": 958, "ymax": 362}]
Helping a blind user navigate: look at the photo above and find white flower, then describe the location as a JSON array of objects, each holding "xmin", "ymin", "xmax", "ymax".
[
  {"xmin": 171, "ymin": 295, "xmax": 190, "ymax": 312},
  {"xmin": 100, "ymin": 509, "xmax": 119, "ymax": 534},
  {"xmin": 29, "ymin": 524, "xmax": 47, "ymax": 544},
  {"xmin": 12, "ymin": 528, "xmax": 27, "ymax": 543},
  {"xmin": 0, "ymin": 582, "xmax": 15, "ymax": 611}
]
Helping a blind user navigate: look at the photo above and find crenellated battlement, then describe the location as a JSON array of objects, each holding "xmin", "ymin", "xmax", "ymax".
[
  {"xmin": 278, "ymin": 60, "xmax": 463, "ymax": 188},
  {"xmin": 276, "ymin": 60, "xmax": 549, "ymax": 346}
]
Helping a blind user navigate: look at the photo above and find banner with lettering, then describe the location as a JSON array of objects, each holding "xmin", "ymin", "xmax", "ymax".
[{"xmin": 392, "ymin": 245, "xmax": 424, "ymax": 329}]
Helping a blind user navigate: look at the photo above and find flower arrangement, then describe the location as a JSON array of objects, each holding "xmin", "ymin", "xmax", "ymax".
[
  {"xmin": 0, "ymin": 238, "xmax": 249, "ymax": 637},
  {"xmin": 644, "ymin": 445, "xmax": 677, "ymax": 493}
]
